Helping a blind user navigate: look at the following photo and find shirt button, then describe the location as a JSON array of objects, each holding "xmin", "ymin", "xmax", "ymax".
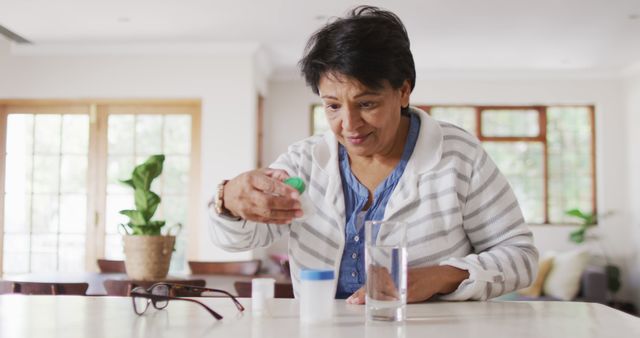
[
  {"xmin": 351, "ymin": 271, "xmax": 357, "ymax": 278},
  {"xmin": 351, "ymin": 252, "xmax": 357, "ymax": 260},
  {"xmin": 353, "ymin": 235, "xmax": 360, "ymax": 242}
]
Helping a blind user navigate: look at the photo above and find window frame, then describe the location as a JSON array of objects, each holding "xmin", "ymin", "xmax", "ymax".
[
  {"xmin": 418, "ymin": 105, "xmax": 596, "ymax": 225},
  {"xmin": 0, "ymin": 99, "xmax": 201, "ymax": 276}
]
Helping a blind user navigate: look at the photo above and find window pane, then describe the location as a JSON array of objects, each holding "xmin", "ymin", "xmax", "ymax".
[
  {"xmin": 31, "ymin": 234, "xmax": 58, "ymax": 272},
  {"xmin": 108, "ymin": 115, "xmax": 135, "ymax": 155},
  {"xmin": 6, "ymin": 115, "xmax": 34, "ymax": 155},
  {"xmin": 136, "ymin": 115, "xmax": 163, "ymax": 155},
  {"xmin": 3, "ymin": 233, "xmax": 30, "ymax": 274},
  {"xmin": 164, "ymin": 156, "xmax": 190, "ymax": 194},
  {"xmin": 61, "ymin": 155, "xmax": 88, "ymax": 193},
  {"xmin": 164, "ymin": 115, "xmax": 191, "ymax": 155},
  {"xmin": 163, "ymin": 195, "xmax": 188, "ymax": 272},
  {"xmin": 483, "ymin": 142, "xmax": 545, "ymax": 223},
  {"xmin": 105, "ymin": 194, "xmax": 133, "ymax": 235},
  {"xmin": 31, "ymin": 194, "xmax": 59, "ymax": 233},
  {"xmin": 107, "ymin": 155, "xmax": 135, "ymax": 194},
  {"xmin": 104, "ymin": 234, "xmax": 124, "ymax": 259},
  {"xmin": 4, "ymin": 154, "xmax": 32, "ymax": 194},
  {"xmin": 58, "ymin": 234, "xmax": 85, "ymax": 272},
  {"xmin": 59, "ymin": 194, "xmax": 87, "ymax": 234},
  {"xmin": 61, "ymin": 115, "xmax": 89, "ymax": 154},
  {"xmin": 482, "ymin": 109, "xmax": 540, "ymax": 137},
  {"xmin": 34, "ymin": 115, "xmax": 61, "ymax": 154},
  {"xmin": 33, "ymin": 155, "xmax": 60, "ymax": 193},
  {"xmin": 3, "ymin": 253, "xmax": 29, "ymax": 274},
  {"xmin": 162, "ymin": 195, "xmax": 187, "ymax": 228},
  {"xmin": 547, "ymin": 106, "xmax": 594, "ymax": 223},
  {"xmin": 312, "ymin": 105, "xmax": 330, "ymax": 136},
  {"xmin": 430, "ymin": 107, "xmax": 477, "ymax": 135},
  {"xmin": 4, "ymin": 194, "xmax": 30, "ymax": 233}
]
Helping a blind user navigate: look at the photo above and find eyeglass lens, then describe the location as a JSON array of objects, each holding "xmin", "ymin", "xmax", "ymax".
[
  {"xmin": 150, "ymin": 284, "xmax": 170, "ymax": 309},
  {"xmin": 131, "ymin": 287, "xmax": 150, "ymax": 315}
]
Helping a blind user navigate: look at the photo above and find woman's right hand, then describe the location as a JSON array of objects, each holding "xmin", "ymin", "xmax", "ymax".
[{"xmin": 223, "ymin": 169, "xmax": 303, "ymax": 224}]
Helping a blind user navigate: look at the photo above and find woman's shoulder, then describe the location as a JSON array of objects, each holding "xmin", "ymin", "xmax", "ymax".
[
  {"xmin": 436, "ymin": 121, "xmax": 481, "ymax": 151},
  {"xmin": 286, "ymin": 134, "xmax": 325, "ymax": 154}
]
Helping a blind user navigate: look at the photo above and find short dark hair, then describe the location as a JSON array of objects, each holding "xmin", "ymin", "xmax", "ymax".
[{"xmin": 299, "ymin": 6, "xmax": 416, "ymax": 98}]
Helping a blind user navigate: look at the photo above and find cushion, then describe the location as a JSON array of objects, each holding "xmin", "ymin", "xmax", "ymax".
[
  {"xmin": 543, "ymin": 249, "xmax": 590, "ymax": 300},
  {"xmin": 517, "ymin": 255, "xmax": 554, "ymax": 297}
]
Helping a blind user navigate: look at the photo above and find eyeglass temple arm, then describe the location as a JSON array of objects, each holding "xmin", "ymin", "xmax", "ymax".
[{"xmin": 168, "ymin": 284, "xmax": 245, "ymax": 312}]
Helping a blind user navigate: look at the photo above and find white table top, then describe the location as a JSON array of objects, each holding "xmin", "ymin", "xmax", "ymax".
[{"xmin": 1, "ymin": 296, "xmax": 639, "ymax": 338}]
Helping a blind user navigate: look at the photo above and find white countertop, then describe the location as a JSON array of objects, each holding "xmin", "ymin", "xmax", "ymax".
[{"xmin": 1, "ymin": 295, "xmax": 638, "ymax": 338}]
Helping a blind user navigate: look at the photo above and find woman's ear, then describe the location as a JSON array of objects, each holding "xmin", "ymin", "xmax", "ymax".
[{"xmin": 400, "ymin": 80, "xmax": 411, "ymax": 108}]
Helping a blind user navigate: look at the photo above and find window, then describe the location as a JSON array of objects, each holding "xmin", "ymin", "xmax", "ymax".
[
  {"xmin": 309, "ymin": 104, "xmax": 596, "ymax": 225},
  {"xmin": 0, "ymin": 101, "xmax": 200, "ymax": 275}
]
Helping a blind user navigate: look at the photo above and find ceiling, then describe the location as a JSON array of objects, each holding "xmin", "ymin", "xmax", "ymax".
[{"xmin": 1, "ymin": 0, "xmax": 640, "ymax": 74}]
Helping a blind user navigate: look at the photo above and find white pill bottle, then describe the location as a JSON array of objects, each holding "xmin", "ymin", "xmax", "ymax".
[{"xmin": 299, "ymin": 269, "xmax": 335, "ymax": 324}]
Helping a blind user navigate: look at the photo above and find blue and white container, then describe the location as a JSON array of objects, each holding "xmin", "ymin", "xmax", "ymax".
[{"xmin": 299, "ymin": 269, "xmax": 335, "ymax": 323}]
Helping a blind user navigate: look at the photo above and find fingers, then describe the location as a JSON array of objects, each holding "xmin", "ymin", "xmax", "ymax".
[
  {"xmin": 251, "ymin": 173, "xmax": 298, "ymax": 198},
  {"xmin": 346, "ymin": 287, "xmax": 366, "ymax": 305},
  {"xmin": 223, "ymin": 170, "xmax": 302, "ymax": 224},
  {"xmin": 366, "ymin": 265, "xmax": 400, "ymax": 301},
  {"xmin": 263, "ymin": 168, "xmax": 291, "ymax": 181}
]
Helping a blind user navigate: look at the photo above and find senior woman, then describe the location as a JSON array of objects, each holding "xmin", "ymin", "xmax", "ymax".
[{"xmin": 209, "ymin": 6, "xmax": 538, "ymax": 303}]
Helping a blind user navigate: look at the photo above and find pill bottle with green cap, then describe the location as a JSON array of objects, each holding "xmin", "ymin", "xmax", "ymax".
[{"xmin": 284, "ymin": 177, "xmax": 314, "ymax": 220}]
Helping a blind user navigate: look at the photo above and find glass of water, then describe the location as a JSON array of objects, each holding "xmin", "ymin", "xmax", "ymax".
[{"xmin": 364, "ymin": 220, "xmax": 408, "ymax": 322}]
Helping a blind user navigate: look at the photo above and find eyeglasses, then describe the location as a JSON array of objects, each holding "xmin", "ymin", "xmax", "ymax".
[{"xmin": 130, "ymin": 283, "xmax": 245, "ymax": 320}]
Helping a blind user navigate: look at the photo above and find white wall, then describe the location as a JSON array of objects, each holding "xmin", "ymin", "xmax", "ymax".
[
  {"xmin": 0, "ymin": 38, "xmax": 263, "ymax": 262},
  {"xmin": 263, "ymin": 72, "xmax": 640, "ymax": 306},
  {"xmin": 625, "ymin": 71, "xmax": 640, "ymax": 308}
]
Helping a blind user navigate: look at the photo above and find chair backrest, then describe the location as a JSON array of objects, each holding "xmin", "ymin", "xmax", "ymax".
[
  {"xmin": 0, "ymin": 281, "xmax": 88, "ymax": 295},
  {"xmin": 103, "ymin": 279, "xmax": 206, "ymax": 297},
  {"xmin": 97, "ymin": 259, "xmax": 126, "ymax": 273},
  {"xmin": 233, "ymin": 281, "xmax": 294, "ymax": 298},
  {"xmin": 188, "ymin": 260, "xmax": 261, "ymax": 276}
]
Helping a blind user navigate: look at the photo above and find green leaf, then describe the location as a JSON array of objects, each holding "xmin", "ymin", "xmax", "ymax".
[
  {"xmin": 120, "ymin": 179, "xmax": 135, "ymax": 189},
  {"xmin": 132, "ymin": 155, "xmax": 165, "ymax": 190},
  {"xmin": 148, "ymin": 220, "xmax": 166, "ymax": 231},
  {"xmin": 566, "ymin": 208, "xmax": 588, "ymax": 221},
  {"xmin": 119, "ymin": 210, "xmax": 146, "ymax": 226},
  {"xmin": 134, "ymin": 189, "xmax": 161, "ymax": 221},
  {"xmin": 569, "ymin": 228, "xmax": 586, "ymax": 244}
]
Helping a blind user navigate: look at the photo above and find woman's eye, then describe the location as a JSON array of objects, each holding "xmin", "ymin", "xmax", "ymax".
[
  {"xmin": 360, "ymin": 101, "xmax": 375, "ymax": 109},
  {"xmin": 325, "ymin": 104, "xmax": 340, "ymax": 111}
]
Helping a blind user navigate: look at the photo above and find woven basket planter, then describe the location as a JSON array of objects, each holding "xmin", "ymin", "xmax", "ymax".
[{"xmin": 123, "ymin": 235, "xmax": 175, "ymax": 281}]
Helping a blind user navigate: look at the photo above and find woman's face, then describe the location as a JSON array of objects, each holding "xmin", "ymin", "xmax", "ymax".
[{"xmin": 318, "ymin": 73, "xmax": 411, "ymax": 158}]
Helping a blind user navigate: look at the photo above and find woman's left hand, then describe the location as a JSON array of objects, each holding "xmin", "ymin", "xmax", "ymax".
[{"xmin": 346, "ymin": 265, "xmax": 469, "ymax": 304}]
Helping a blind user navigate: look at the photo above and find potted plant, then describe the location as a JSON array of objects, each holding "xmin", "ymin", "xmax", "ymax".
[
  {"xmin": 565, "ymin": 208, "xmax": 621, "ymax": 296},
  {"xmin": 119, "ymin": 154, "xmax": 178, "ymax": 280}
]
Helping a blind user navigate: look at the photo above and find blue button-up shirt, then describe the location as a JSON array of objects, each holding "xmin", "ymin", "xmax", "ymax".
[{"xmin": 335, "ymin": 113, "xmax": 420, "ymax": 299}]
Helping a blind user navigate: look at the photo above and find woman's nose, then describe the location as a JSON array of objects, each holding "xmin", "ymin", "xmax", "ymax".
[{"xmin": 341, "ymin": 107, "xmax": 362, "ymax": 131}]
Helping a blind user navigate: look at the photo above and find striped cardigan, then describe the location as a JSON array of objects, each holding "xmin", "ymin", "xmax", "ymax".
[{"xmin": 209, "ymin": 107, "xmax": 538, "ymax": 300}]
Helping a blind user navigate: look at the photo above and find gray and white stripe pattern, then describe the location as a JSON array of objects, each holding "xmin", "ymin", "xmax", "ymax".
[{"xmin": 208, "ymin": 107, "xmax": 538, "ymax": 301}]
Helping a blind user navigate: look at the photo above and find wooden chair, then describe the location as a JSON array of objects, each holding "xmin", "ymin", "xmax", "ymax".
[
  {"xmin": 0, "ymin": 281, "xmax": 88, "ymax": 295},
  {"xmin": 97, "ymin": 259, "xmax": 126, "ymax": 273},
  {"xmin": 233, "ymin": 281, "xmax": 294, "ymax": 298},
  {"xmin": 188, "ymin": 260, "xmax": 261, "ymax": 276},
  {"xmin": 103, "ymin": 279, "xmax": 206, "ymax": 297}
]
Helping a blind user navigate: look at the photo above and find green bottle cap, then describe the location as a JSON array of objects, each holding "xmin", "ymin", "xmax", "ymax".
[{"xmin": 284, "ymin": 177, "xmax": 306, "ymax": 194}]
